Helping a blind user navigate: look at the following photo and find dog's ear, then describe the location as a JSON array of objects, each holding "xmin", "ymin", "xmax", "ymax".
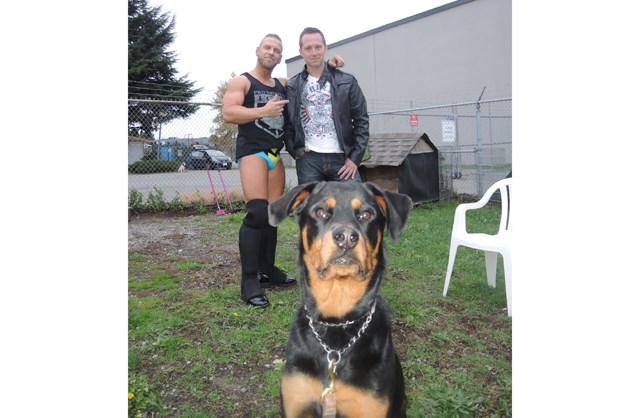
[
  {"xmin": 268, "ymin": 181, "xmax": 321, "ymax": 226},
  {"xmin": 365, "ymin": 182, "xmax": 413, "ymax": 241}
]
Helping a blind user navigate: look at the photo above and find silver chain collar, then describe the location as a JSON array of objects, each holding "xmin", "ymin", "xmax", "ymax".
[{"xmin": 304, "ymin": 301, "xmax": 377, "ymax": 366}]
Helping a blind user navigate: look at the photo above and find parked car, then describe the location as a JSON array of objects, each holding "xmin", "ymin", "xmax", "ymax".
[
  {"xmin": 191, "ymin": 144, "xmax": 210, "ymax": 151},
  {"xmin": 186, "ymin": 150, "xmax": 233, "ymax": 170}
]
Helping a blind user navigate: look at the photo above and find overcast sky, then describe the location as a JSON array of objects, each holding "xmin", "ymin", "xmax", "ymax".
[{"xmin": 147, "ymin": 0, "xmax": 452, "ymax": 101}]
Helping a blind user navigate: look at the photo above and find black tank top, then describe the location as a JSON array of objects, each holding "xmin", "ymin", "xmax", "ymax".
[{"xmin": 234, "ymin": 72, "xmax": 287, "ymax": 160}]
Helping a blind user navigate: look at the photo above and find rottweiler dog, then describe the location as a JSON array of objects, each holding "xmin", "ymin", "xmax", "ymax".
[{"xmin": 268, "ymin": 181, "xmax": 412, "ymax": 418}]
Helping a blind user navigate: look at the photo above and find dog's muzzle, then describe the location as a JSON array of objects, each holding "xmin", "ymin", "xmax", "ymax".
[
  {"xmin": 330, "ymin": 225, "xmax": 361, "ymax": 266},
  {"xmin": 313, "ymin": 224, "xmax": 367, "ymax": 279},
  {"xmin": 333, "ymin": 225, "xmax": 359, "ymax": 251}
]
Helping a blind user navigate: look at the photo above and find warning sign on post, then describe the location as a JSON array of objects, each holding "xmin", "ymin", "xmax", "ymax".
[
  {"xmin": 409, "ymin": 114, "xmax": 418, "ymax": 127},
  {"xmin": 442, "ymin": 116, "xmax": 456, "ymax": 143}
]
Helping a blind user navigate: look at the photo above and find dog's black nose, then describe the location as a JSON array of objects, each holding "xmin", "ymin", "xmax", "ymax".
[{"xmin": 333, "ymin": 226, "xmax": 359, "ymax": 250}]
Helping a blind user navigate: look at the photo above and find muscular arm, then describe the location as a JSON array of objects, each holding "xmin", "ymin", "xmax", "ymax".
[
  {"xmin": 222, "ymin": 75, "xmax": 289, "ymax": 124},
  {"xmin": 222, "ymin": 76, "xmax": 260, "ymax": 124}
]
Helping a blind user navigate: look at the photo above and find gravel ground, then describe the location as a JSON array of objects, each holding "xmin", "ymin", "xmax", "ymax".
[{"xmin": 128, "ymin": 210, "xmax": 242, "ymax": 288}]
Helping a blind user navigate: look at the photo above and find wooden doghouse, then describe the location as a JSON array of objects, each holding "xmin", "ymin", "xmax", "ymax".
[{"xmin": 360, "ymin": 133, "xmax": 448, "ymax": 203}]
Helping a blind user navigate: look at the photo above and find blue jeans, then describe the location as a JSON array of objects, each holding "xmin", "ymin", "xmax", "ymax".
[{"xmin": 295, "ymin": 150, "xmax": 362, "ymax": 184}]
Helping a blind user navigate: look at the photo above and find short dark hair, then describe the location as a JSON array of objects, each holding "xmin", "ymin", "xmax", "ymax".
[{"xmin": 299, "ymin": 27, "xmax": 326, "ymax": 48}]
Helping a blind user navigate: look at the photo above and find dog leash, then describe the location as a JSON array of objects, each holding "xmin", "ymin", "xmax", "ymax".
[{"xmin": 304, "ymin": 301, "xmax": 376, "ymax": 417}]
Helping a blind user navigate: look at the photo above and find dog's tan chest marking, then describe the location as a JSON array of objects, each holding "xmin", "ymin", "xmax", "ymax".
[
  {"xmin": 282, "ymin": 373, "xmax": 390, "ymax": 418},
  {"xmin": 281, "ymin": 373, "xmax": 323, "ymax": 417},
  {"xmin": 307, "ymin": 269, "xmax": 370, "ymax": 317},
  {"xmin": 335, "ymin": 381, "xmax": 390, "ymax": 418}
]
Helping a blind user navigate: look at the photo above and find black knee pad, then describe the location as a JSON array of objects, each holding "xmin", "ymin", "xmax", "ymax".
[{"xmin": 243, "ymin": 199, "xmax": 269, "ymax": 229}]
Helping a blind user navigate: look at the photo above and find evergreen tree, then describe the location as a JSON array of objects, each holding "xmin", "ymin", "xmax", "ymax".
[
  {"xmin": 209, "ymin": 74, "xmax": 238, "ymax": 156},
  {"xmin": 128, "ymin": 0, "xmax": 202, "ymax": 139}
]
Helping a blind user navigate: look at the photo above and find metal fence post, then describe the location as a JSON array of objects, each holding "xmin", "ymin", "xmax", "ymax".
[{"xmin": 475, "ymin": 87, "xmax": 486, "ymax": 196}]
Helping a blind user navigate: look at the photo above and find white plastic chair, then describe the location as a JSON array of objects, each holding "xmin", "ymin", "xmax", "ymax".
[{"xmin": 442, "ymin": 177, "xmax": 512, "ymax": 316}]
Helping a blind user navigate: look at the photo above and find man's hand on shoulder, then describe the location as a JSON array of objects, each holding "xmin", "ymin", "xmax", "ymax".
[{"xmin": 327, "ymin": 55, "xmax": 345, "ymax": 68}]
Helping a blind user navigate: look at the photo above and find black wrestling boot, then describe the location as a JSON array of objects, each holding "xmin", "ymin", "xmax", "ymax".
[
  {"xmin": 258, "ymin": 225, "xmax": 297, "ymax": 288},
  {"xmin": 258, "ymin": 224, "xmax": 278, "ymax": 275},
  {"xmin": 239, "ymin": 211, "xmax": 269, "ymax": 308}
]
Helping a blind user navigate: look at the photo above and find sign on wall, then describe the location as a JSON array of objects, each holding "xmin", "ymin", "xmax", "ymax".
[{"xmin": 442, "ymin": 116, "xmax": 456, "ymax": 143}]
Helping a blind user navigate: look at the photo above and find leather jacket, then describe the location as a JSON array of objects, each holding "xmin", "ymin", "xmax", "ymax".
[{"xmin": 283, "ymin": 63, "xmax": 369, "ymax": 165}]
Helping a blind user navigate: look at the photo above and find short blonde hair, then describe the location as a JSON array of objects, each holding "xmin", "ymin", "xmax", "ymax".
[{"xmin": 261, "ymin": 33, "xmax": 282, "ymax": 46}]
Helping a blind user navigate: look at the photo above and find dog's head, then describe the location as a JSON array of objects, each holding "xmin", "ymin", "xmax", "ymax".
[{"xmin": 269, "ymin": 181, "xmax": 412, "ymax": 319}]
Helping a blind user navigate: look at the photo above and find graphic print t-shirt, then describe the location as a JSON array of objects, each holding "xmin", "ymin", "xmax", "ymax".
[{"xmin": 300, "ymin": 75, "xmax": 342, "ymax": 153}]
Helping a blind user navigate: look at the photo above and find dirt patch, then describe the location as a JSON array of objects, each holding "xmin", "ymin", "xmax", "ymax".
[{"xmin": 128, "ymin": 210, "xmax": 241, "ymax": 288}]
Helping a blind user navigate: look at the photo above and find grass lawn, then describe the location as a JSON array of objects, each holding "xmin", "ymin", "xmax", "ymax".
[{"xmin": 128, "ymin": 199, "xmax": 511, "ymax": 417}]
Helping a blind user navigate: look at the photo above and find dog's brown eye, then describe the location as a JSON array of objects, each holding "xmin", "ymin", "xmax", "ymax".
[
  {"xmin": 358, "ymin": 210, "xmax": 373, "ymax": 221},
  {"xmin": 315, "ymin": 208, "xmax": 330, "ymax": 219}
]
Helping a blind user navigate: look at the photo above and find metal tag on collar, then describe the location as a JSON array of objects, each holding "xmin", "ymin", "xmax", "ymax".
[{"xmin": 321, "ymin": 357, "xmax": 338, "ymax": 417}]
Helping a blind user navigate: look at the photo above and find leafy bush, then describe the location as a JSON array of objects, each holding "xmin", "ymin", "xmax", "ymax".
[
  {"xmin": 128, "ymin": 187, "xmax": 242, "ymax": 214},
  {"xmin": 129, "ymin": 160, "xmax": 182, "ymax": 174},
  {"xmin": 167, "ymin": 194, "xmax": 185, "ymax": 212},
  {"xmin": 129, "ymin": 189, "xmax": 144, "ymax": 211},
  {"xmin": 144, "ymin": 187, "xmax": 167, "ymax": 212},
  {"xmin": 129, "ymin": 187, "xmax": 187, "ymax": 213}
]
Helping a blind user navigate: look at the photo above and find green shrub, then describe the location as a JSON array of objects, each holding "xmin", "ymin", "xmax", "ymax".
[
  {"xmin": 145, "ymin": 187, "xmax": 168, "ymax": 212},
  {"xmin": 127, "ymin": 186, "xmax": 245, "ymax": 214},
  {"xmin": 129, "ymin": 189, "xmax": 144, "ymax": 211},
  {"xmin": 168, "ymin": 193, "xmax": 185, "ymax": 211},
  {"xmin": 129, "ymin": 160, "xmax": 182, "ymax": 174},
  {"xmin": 129, "ymin": 188, "xmax": 186, "ymax": 213}
]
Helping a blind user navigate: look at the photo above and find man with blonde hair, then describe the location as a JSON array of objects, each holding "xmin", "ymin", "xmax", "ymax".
[{"xmin": 223, "ymin": 34, "xmax": 344, "ymax": 308}]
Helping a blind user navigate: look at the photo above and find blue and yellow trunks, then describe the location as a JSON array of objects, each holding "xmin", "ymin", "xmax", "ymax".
[{"xmin": 238, "ymin": 148, "xmax": 281, "ymax": 171}]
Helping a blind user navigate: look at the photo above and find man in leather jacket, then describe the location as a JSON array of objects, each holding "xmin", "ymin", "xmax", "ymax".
[{"xmin": 284, "ymin": 27, "xmax": 369, "ymax": 183}]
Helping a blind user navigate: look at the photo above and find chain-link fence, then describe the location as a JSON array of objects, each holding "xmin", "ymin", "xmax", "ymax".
[
  {"xmin": 368, "ymin": 98, "xmax": 512, "ymax": 199},
  {"xmin": 128, "ymin": 98, "xmax": 511, "ymax": 209},
  {"xmin": 128, "ymin": 99, "xmax": 241, "ymax": 211}
]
